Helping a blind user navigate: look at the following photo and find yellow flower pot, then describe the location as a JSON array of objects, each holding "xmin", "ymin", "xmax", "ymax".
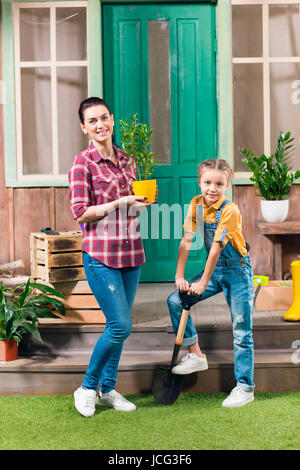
[{"xmin": 132, "ymin": 179, "xmax": 157, "ymax": 203}]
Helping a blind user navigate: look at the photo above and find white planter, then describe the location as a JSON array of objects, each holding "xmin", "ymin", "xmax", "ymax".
[{"xmin": 260, "ymin": 199, "xmax": 289, "ymax": 223}]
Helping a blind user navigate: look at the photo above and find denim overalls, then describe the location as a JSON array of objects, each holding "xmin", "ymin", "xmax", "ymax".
[{"xmin": 167, "ymin": 200, "xmax": 255, "ymax": 391}]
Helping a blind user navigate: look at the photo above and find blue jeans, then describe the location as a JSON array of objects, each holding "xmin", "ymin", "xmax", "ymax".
[
  {"xmin": 82, "ymin": 252, "xmax": 141, "ymax": 393},
  {"xmin": 167, "ymin": 256, "xmax": 255, "ymax": 392}
]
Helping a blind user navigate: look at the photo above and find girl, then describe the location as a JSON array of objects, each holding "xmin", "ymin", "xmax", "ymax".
[
  {"xmin": 69, "ymin": 97, "xmax": 155, "ymax": 416},
  {"xmin": 167, "ymin": 159, "xmax": 255, "ymax": 408}
]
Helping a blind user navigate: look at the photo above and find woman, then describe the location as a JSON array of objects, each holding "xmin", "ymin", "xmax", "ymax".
[{"xmin": 69, "ymin": 97, "xmax": 155, "ymax": 416}]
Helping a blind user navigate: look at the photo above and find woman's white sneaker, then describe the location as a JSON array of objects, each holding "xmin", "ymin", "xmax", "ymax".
[
  {"xmin": 222, "ymin": 386, "xmax": 254, "ymax": 408},
  {"xmin": 171, "ymin": 353, "xmax": 208, "ymax": 375},
  {"xmin": 74, "ymin": 387, "xmax": 96, "ymax": 417},
  {"xmin": 97, "ymin": 390, "xmax": 136, "ymax": 412}
]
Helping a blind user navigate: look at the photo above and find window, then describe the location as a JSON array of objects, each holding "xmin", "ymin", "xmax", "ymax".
[
  {"xmin": 232, "ymin": 0, "xmax": 300, "ymax": 178},
  {"xmin": 13, "ymin": 1, "xmax": 88, "ymax": 181}
]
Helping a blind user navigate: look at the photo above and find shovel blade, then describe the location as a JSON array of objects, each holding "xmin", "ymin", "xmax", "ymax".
[{"xmin": 152, "ymin": 365, "xmax": 184, "ymax": 405}]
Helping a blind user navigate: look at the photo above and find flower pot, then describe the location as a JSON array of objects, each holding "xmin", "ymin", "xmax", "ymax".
[
  {"xmin": 132, "ymin": 179, "xmax": 157, "ymax": 203},
  {"xmin": 260, "ymin": 199, "xmax": 289, "ymax": 223},
  {"xmin": 0, "ymin": 339, "xmax": 18, "ymax": 362}
]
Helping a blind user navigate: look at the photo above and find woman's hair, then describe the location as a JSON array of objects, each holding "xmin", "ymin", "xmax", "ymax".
[
  {"xmin": 78, "ymin": 97, "xmax": 111, "ymax": 124},
  {"xmin": 198, "ymin": 158, "xmax": 232, "ymax": 183}
]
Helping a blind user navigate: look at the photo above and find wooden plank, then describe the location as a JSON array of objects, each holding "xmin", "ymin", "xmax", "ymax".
[
  {"xmin": 48, "ymin": 267, "xmax": 86, "ymax": 283},
  {"xmin": 36, "ymin": 251, "xmax": 83, "ymax": 268},
  {"xmin": 30, "ymin": 231, "xmax": 82, "ymax": 253},
  {"xmin": 48, "ymin": 236, "xmax": 82, "ymax": 253},
  {"xmin": 14, "ymin": 189, "xmax": 53, "ymax": 273},
  {"xmin": 258, "ymin": 221, "xmax": 300, "ymax": 235},
  {"xmin": 35, "ymin": 280, "xmax": 91, "ymax": 295},
  {"xmin": 34, "ymin": 265, "xmax": 86, "ymax": 283},
  {"xmin": 55, "ymin": 309, "xmax": 105, "ymax": 324},
  {"xmin": 62, "ymin": 294, "xmax": 99, "ymax": 309},
  {"xmin": 8, "ymin": 188, "xmax": 15, "ymax": 262},
  {"xmin": 54, "ymin": 188, "xmax": 80, "ymax": 232},
  {"xmin": 273, "ymin": 235, "xmax": 283, "ymax": 280},
  {"xmin": 53, "ymin": 280, "xmax": 91, "ymax": 294}
]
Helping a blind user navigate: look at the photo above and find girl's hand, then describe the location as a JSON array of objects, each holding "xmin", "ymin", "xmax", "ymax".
[
  {"xmin": 187, "ymin": 281, "xmax": 206, "ymax": 297},
  {"xmin": 175, "ymin": 277, "xmax": 190, "ymax": 292}
]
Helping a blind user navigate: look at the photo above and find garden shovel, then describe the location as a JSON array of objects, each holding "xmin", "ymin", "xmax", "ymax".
[{"xmin": 152, "ymin": 307, "xmax": 190, "ymax": 405}]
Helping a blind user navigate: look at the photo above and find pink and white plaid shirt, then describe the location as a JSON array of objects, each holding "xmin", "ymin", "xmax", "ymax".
[{"xmin": 68, "ymin": 143, "xmax": 146, "ymax": 268}]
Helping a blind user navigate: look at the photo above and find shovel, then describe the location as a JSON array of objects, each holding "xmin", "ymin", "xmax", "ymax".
[{"xmin": 152, "ymin": 307, "xmax": 190, "ymax": 405}]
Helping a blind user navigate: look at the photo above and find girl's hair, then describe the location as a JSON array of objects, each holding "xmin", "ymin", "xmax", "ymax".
[
  {"xmin": 78, "ymin": 97, "xmax": 111, "ymax": 124},
  {"xmin": 198, "ymin": 158, "xmax": 232, "ymax": 182}
]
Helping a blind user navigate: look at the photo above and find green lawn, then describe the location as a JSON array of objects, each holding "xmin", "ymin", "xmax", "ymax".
[{"xmin": 0, "ymin": 392, "xmax": 299, "ymax": 450}]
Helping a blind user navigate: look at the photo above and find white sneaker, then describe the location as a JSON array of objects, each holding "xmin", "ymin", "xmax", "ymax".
[
  {"xmin": 97, "ymin": 389, "xmax": 136, "ymax": 412},
  {"xmin": 222, "ymin": 386, "xmax": 254, "ymax": 408},
  {"xmin": 74, "ymin": 387, "xmax": 96, "ymax": 417},
  {"xmin": 171, "ymin": 353, "xmax": 208, "ymax": 375}
]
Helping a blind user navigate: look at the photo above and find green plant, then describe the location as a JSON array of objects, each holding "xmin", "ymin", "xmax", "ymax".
[
  {"xmin": 240, "ymin": 131, "xmax": 300, "ymax": 200},
  {"xmin": 0, "ymin": 278, "xmax": 66, "ymax": 343},
  {"xmin": 120, "ymin": 113, "xmax": 157, "ymax": 180}
]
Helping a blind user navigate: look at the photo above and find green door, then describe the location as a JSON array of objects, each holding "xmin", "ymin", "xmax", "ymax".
[{"xmin": 103, "ymin": 3, "xmax": 217, "ymax": 281}]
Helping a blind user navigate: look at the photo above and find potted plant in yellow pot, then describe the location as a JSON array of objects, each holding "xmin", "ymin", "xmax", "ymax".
[
  {"xmin": 0, "ymin": 278, "xmax": 66, "ymax": 361},
  {"xmin": 240, "ymin": 131, "xmax": 300, "ymax": 222},
  {"xmin": 120, "ymin": 113, "xmax": 157, "ymax": 202}
]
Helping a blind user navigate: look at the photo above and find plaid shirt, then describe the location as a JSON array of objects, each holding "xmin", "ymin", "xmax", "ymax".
[{"xmin": 68, "ymin": 143, "xmax": 146, "ymax": 268}]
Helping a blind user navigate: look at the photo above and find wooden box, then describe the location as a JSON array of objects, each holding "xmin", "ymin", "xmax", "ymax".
[
  {"xmin": 30, "ymin": 231, "xmax": 86, "ymax": 283},
  {"xmin": 255, "ymin": 281, "xmax": 293, "ymax": 311},
  {"xmin": 36, "ymin": 280, "xmax": 106, "ymax": 324}
]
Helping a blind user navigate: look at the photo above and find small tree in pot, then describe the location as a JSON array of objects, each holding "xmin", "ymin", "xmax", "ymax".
[
  {"xmin": 120, "ymin": 113, "xmax": 157, "ymax": 202},
  {"xmin": 0, "ymin": 278, "xmax": 66, "ymax": 361},
  {"xmin": 240, "ymin": 131, "xmax": 300, "ymax": 222}
]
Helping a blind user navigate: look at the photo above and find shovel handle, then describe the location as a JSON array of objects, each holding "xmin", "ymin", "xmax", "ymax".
[{"xmin": 175, "ymin": 309, "xmax": 190, "ymax": 345}]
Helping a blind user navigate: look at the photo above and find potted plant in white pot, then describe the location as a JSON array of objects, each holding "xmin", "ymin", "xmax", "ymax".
[
  {"xmin": 240, "ymin": 131, "xmax": 300, "ymax": 223},
  {"xmin": 120, "ymin": 113, "xmax": 157, "ymax": 202},
  {"xmin": 0, "ymin": 278, "xmax": 66, "ymax": 361}
]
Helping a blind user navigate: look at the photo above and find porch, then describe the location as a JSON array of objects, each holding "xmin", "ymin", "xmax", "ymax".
[{"xmin": 1, "ymin": 283, "xmax": 299, "ymax": 396}]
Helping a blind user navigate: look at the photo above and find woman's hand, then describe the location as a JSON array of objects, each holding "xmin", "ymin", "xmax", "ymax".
[
  {"xmin": 187, "ymin": 281, "xmax": 206, "ymax": 297},
  {"xmin": 119, "ymin": 195, "xmax": 148, "ymax": 207},
  {"xmin": 175, "ymin": 277, "xmax": 190, "ymax": 292}
]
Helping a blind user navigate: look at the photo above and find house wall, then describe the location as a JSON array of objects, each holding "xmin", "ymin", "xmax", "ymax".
[
  {"xmin": 0, "ymin": 6, "xmax": 78, "ymax": 269},
  {"xmin": 234, "ymin": 184, "xmax": 300, "ymax": 278},
  {"xmin": 0, "ymin": 4, "xmax": 11, "ymax": 264}
]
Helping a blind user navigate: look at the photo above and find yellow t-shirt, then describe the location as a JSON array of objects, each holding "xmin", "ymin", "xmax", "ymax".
[{"xmin": 183, "ymin": 195, "xmax": 247, "ymax": 256}]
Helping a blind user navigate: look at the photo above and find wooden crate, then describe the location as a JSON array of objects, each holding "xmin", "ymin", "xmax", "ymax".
[
  {"xmin": 30, "ymin": 231, "xmax": 86, "ymax": 283},
  {"xmin": 36, "ymin": 280, "xmax": 106, "ymax": 324}
]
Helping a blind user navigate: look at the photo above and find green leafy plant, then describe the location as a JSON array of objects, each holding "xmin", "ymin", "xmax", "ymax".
[
  {"xmin": 120, "ymin": 113, "xmax": 157, "ymax": 180},
  {"xmin": 240, "ymin": 131, "xmax": 300, "ymax": 200},
  {"xmin": 0, "ymin": 278, "xmax": 66, "ymax": 343}
]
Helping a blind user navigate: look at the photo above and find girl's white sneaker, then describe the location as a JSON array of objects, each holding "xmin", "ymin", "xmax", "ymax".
[
  {"xmin": 222, "ymin": 386, "xmax": 254, "ymax": 408},
  {"xmin": 171, "ymin": 353, "xmax": 208, "ymax": 375},
  {"xmin": 74, "ymin": 387, "xmax": 96, "ymax": 417},
  {"xmin": 97, "ymin": 389, "xmax": 136, "ymax": 412}
]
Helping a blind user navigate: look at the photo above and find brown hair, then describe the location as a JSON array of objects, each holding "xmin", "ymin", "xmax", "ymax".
[
  {"xmin": 78, "ymin": 97, "xmax": 111, "ymax": 124},
  {"xmin": 198, "ymin": 158, "xmax": 232, "ymax": 183}
]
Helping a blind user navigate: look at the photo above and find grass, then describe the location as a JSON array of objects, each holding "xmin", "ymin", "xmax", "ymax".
[{"xmin": 0, "ymin": 391, "xmax": 299, "ymax": 450}]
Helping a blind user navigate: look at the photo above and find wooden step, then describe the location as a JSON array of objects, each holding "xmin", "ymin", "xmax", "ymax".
[
  {"xmin": 18, "ymin": 320, "xmax": 300, "ymax": 356},
  {"xmin": 0, "ymin": 349, "xmax": 299, "ymax": 395}
]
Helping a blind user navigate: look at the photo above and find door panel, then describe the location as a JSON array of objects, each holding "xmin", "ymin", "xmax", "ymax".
[{"xmin": 103, "ymin": 4, "xmax": 217, "ymax": 281}]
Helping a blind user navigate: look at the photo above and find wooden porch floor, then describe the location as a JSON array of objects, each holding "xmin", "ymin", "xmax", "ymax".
[{"xmin": 131, "ymin": 282, "xmax": 285, "ymax": 328}]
